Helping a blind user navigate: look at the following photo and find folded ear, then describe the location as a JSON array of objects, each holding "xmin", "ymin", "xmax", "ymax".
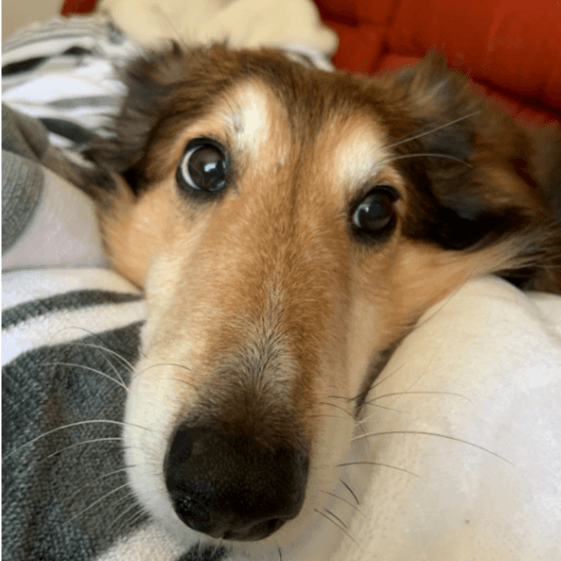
[
  {"xmin": 385, "ymin": 52, "xmax": 561, "ymax": 292},
  {"xmin": 521, "ymin": 124, "xmax": 561, "ymax": 291},
  {"xmin": 529, "ymin": 124, "xmax": 561, "ymax": 224},
  {"xmin": 84, "ymin": 44, "xmax": 186, "ymax": 186}
]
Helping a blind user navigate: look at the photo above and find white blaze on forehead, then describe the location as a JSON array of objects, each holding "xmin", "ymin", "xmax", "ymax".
[
  {"xmin": 333, "ymin": 121, "xmax": 391, "ymax": 192},
  {"xmin": 224, "ymin": 81, "xmax": 276, "ymax": 155}
]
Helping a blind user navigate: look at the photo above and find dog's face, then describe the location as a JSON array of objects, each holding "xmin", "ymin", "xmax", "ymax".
[{"xmin": 84, "ymin": 46, "xmax": 561, "ymax": 546}]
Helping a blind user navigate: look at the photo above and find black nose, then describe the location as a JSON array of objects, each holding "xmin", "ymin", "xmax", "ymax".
[{"xmin": 165, "ymin": 426, "xmax": 309, "ymax": 541}]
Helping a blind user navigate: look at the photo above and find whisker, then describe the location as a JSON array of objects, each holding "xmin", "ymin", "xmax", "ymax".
[
  {"xmin": 365, "ymin": 390, "xmax": 473, "ymax": 406},
  {"xmin": 66, "ymin": 466, "xmax": 131, "ymax": 503},
  {"xmin": 278, "ymin": 546, "xmax": 283, "ymax": 561},
  {"xmin": 364, "ymin": 363, "xmax": 405, "ymax": 395},
  {"xmin": 318, "ymin": 401, "xmax": 372, "ymax": 437},
  {"xmin": 136, "ymin": 363, "xmax": 197, "ymax": 390},
  {"xmin": 337, "ymin": 460, "xmax": 420, "ymax": 478},
  {"xmin": 384, "ymin": 111, "xmax": 480, "ymax": 151},
  {"xmin": 124, "ymin": 507, "xmax": 150, "ymax": 529},
  {"xmin": 44, "ymin": 361, "xmax": 128, "ymax": 391},
  {"xmin": 340, "ymin": 478, "xmax": 360, "ymax": 505},
  {"xmin": 307, "ymin": 414, "xmax": 347, "ymax": 421},
  {"xmin": 327, "ymin": 394, "xmax": 353, "ymax": 403},
  {"xmin": 362, "ymin": 402, "xmax": 404, "ymax": 413},
  {"xmin": 169, "ymin": 377, "xmax": 198, "ymax": 392},
  {"xmin": 96, "ymin": 351, "xmax": 128, "ymax": 388},
  {"xmin": 321, "ymin": 491, "xmax": 366, "ymax": 516},
  {"xmin": 109, "ymin": 501, "xmax": 141, "ymax": 531},
  {"xmin": 363, "ymin": 323, "xmax": 450, "ymax": 409},
  {"xmin": 48, "ymin": 326, "xmax": 147, "ymax": 361},
  {"xmin": 385, "ymin": 152, "xmax": 473, "ymax": 167},
  {"xmin": 323, "ymin": 508, "xmax": 348, "ymax": 529},
  {"xmin": 98, "ymin": 491, "xmax": 135, "ymax": 520},
  {"xmin": 351, "ymin": 430, "xmax": 512, "ymax": 464},
  {"xmin": 59, "ymin": 342, "xmax": 130, "ymax": 388},
  {"xmin": 66, "ymin": 483, "xmax": 131, "ymax": 524},
  {"xmin": 36, "ymin": 437, "xmax": 122, "ymax": 464},
  {"xmin": 4, "ymin": 419, "xmax": 153, "ymax": 459},
  {"xmin": 313, "ymin": 508, "xmax": 360, "ymax": 548},
  {"xmin": 141, "ymin": 362, "xmax": 194, "ymax": 374},
  {"xmin": 71, "ymin": 341, "xmax": 136, "ymax": 373},
  {"xmin": 319, "ymin": 401, "xmax": 355, "ymax": 419}
]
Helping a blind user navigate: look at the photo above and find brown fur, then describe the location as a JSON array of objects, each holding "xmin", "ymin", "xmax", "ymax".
[{"xmin": 81, "ymin": 45, "xmax": 561, "ymax": 544}]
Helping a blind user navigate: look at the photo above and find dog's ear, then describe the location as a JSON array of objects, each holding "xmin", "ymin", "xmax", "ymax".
[
  {"xmin": 84, "ymin": 44, "xmax": 190, "ymax": 188},
  {"xmin": 520, "ymin": 124, "xmax": 561, "ymax": 292},
  {"xmin": 385, "ymin": 52, "xmax": 561, "ymax": 293}
]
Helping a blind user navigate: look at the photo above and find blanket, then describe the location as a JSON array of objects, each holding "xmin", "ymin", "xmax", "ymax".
[{"xmin": 3, "ymin": 14, "xmax": 561, "ymax": 561}]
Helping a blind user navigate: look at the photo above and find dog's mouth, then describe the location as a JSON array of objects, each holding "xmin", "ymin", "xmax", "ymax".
[{"xmin": 164, "ymin": 426, "xmax": 310, "ymax": 541}]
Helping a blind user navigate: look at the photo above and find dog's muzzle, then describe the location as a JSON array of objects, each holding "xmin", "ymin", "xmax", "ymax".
[{"xmin": 165, "ymin": 426, "xmax": 309, "ymax": 541}]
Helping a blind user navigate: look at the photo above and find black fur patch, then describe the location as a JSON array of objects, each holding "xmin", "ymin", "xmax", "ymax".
[{"xmin": 384, "ymin": 53, "xmax": 539, "ymax": 252}]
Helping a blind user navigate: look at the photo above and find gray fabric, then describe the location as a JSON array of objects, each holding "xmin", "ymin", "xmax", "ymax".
[
  {"xmin": 1, "ymin": 150, "xmax": 44, "ymax": 253},
  {"xmin": 2, "ymin": 102, "xmax": 117, "ymax": 255},
  {"xmin": 1, "ymin": 104, "xmax": 49, "ymax": 253},
  {"xmin": 2, "ymin": 103, "xmax": 51, "ymax": 161},
  {"xmin": 176, "ymin": 546, "xmax": 229, "ymax": 561},
  {"xmin": 2, "ymin": 322, "xmax": 146, "ymax": 561},
  {"xmin": 2, "ymin": 290, "xmax": 143, "ymax": 329},
  {"xmin": 1, "ymin": 105, "xmax": 230, "ymax": 560}
]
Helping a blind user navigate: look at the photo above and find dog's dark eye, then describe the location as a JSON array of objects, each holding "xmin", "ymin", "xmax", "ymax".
[
  {"xmin": 352, "ymin": 187, "xmax": 399, "ymax": 234},
  {"xmin": 177, "ymin": 139, "xmax": 227, "ymax": 194}
]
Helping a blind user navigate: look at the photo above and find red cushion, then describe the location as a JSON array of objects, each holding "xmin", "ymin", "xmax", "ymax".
[
  {"xmin": 387, "ymin": 0, "xmax": 561, "ymax": 110},
  {"xmin": 61, "ymin": 0, "xmax": 97, "ymax": 15},
  {"xmin": 317, "ymin": 0, "xmax": 561, "ymax": 123}
]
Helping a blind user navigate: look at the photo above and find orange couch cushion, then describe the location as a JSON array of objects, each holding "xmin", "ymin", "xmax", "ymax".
[{"xmin": 317, "ymin": 0, "xmax": 561, "ymax": 123}]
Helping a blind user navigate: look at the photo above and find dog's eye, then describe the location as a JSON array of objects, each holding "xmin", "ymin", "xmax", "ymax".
[
  {"xmin": 352, "ymin": 187, "xmax": 399, "ymax": 234},
  {"xmin": 177, "ymin": 139, "xmax": 227, "ymax": 194}
]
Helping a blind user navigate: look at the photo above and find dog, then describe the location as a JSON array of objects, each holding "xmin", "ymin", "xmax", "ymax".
[{"xmin": 78, "ymin": 44, "xmax": 561, "ymax": 550}]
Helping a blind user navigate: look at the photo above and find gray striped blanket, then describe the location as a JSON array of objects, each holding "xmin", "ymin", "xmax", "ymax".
[
  {"xmin": 1, "ymin": 19, "xmax": 231, "ymax": 560},
  {"xmin": 1, "ymin": 106, "xmax": 237, "ymax": 561}
]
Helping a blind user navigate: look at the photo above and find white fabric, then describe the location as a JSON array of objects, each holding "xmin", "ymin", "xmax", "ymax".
[
  {"xmin": 1, "ymin": 269, "xmax": 144, "ymax": 366},
  {"xmin": 98, "ymin": 0, "xmax": 338, "ymax": 56},
  {"xmin": 327, "ymin": 276, "xmax": 561, "ymax": 561},
  {"xmin": 2, "ymin": 169, "xmax": 109, "ymax": 272},
  {"xmin": 2, "ymin": 16, "xmax": 141, "ymax": 148}
]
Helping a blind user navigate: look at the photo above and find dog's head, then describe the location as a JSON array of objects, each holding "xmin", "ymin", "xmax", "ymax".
[{"xmin": 84, "ymin": 45, "xmax": 561, "ymax": 546}]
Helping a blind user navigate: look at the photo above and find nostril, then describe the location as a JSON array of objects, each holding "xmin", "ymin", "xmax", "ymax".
[
  {"xmin": 264, "ymin": 517, "xmax": 284, "ymax": 534},
  {"xmin": 165, "ymin": 426, "xmax": 309, "ymax": 541},
  {"xmin": 173, "ymin": 495, "xmax": 212, "ymax": 534}
]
